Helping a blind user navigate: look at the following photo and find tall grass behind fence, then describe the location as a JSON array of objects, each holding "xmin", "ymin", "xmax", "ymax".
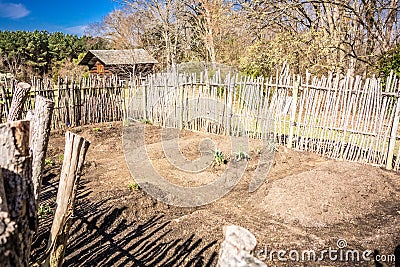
[
  {"xmin": 128, "ymin": 69, "xmax": 400, "ymax": 171},
  {"xmin": 0, "ymin": 76, "xmax": 127, "ymax": 128}
]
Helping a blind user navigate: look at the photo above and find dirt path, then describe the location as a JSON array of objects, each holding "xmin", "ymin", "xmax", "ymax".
[{"xmin": 31, "ymin": 122, "xmax": 400, "ymax": 266}]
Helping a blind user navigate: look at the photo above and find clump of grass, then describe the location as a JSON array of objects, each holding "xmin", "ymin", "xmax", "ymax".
[
  {"xmin": 267, "ymin": 140, "xmax": 277, "ymax": 152},
  {"xmin": 234, "ymin": 150, "xmax": 250, "ymax": 161},
  {"xmin": 254, "ymin": 145, "xmax": 262, "ymax": 155},
  {"xmin": 44, "ymin": 159, "xmax": 54, "ymax": 166},
  {"xmin": 213, "ymin": 149, "xmax": 225, "ymax": 166},
  {"xmin": 38, "ymin": 204, "xmax": 53, "ymax": 219},
  {"xmin": 93, "ymin": 127, "xmax": 102, "ymax": 133},
  {"xmin": 128, "ymin": 181, "xmax": 140, "ymax": 190},
  {"xmin": 140, "ymin": 119, "xmax": 152, "ymax": 125}
]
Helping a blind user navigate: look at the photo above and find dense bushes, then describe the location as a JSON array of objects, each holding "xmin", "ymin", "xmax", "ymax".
[{"xmin": 0, "ymin": 30, "xmax": 108, "ymax": 80}]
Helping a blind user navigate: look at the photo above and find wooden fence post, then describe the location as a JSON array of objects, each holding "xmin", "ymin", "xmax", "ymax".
[
  {"xmin": 386, "ymin": 95, "xmax": 400, "ymax": 170},
  {"xmin": 30, "ymin": 96, "xmax": 55, "ymax": 206},
  {"xmin": 0, "ymin": 120, "xmax": 37, "ymax": 266},
  {"xmin": 218, "ymin": 225, "xmax": 266, "ymax": 267},
  {"xmin": 227, "ymin": 77, "xmax": 234, "ymax": 135},
  {"xmin": 0, "ymin": 82, "xmax": 9, "ymax": 120},
  {"xmin": 7, "ymin": 82, "xmax": 31, "ymax": 121},
  {"xmin": 44, "ymin": 131, "xmax": 90, "ymax": 267},
  {"xmin": 287, "ymin": 81, "xmax": 299, "ymax": 149},
  {"xmin": 143, "ymin": 82, "xmax": 148, "ymax": 121}
]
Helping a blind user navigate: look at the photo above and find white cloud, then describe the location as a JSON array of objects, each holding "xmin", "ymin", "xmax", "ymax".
[
  {"xmin": 64, "ymin": 25, "xmax": 89, "ymax": 36},
  {"xmin": 0, "ymin": 1, "xmax": 30, "ymax": 19}
]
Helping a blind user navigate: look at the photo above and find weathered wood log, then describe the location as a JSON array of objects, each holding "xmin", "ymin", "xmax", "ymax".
[
  {"xmin": 218, "ymin": 225, "xmax": 266, "ymax": 267},
  {"xmin": 0, "ymin": 101, "xmax": 3, "ymax": 122},
  {"xmin": 0, "ymin": 120, "xmax": 37, "ymax": 266},
  {"xmin": 30, "ymin": 96, "xmax": 55, "ymax": 206},
  {"xmin": 7, "ymin": 82, "xmax": 31, "ymax": 122},
  {"xmin": 44, "ymin": 131, "xmax": 90, "ymax": 267},
  {"xmin": 0, "ymin": 81, "xmax": 9, "ymax": 121}
]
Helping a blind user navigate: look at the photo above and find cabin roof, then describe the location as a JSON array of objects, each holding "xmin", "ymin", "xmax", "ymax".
[{"xmin": 78, "ymin": 49, "xmax": 158, "ymax": 66}]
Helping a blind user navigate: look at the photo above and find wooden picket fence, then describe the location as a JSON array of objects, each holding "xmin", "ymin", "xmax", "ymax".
[
  {"xmin": 1, "ymin": 69, "xmax": 400, "ymax": 171},
  {"xmin": 0, "ymin": 76, "xmax": 127, "ymax": 129},
  {"xmin": 128, "ymin": 68, "xmax": 400, "ymax": 171}
]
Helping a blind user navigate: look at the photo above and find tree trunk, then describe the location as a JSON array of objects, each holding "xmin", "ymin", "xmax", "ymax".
[
  {"xmin": 7, "ymin": 82, "xmax": 31, "ymax": 122},
  {"xmin": 0, "ymin": 120, "xmax": 37, "ymax": 266},
  {"xmin": 30, "ymin": 96, "xmax": 55, "ymax": 206},
  {"xmin": 44, "ymin": 131, "xmax": 90, "ymax": 267}
]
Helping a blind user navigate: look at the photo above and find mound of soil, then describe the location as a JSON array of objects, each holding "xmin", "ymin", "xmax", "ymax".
[{"xmin": 263, "ymin": 161, "xmax": 399, "ymax": 227}]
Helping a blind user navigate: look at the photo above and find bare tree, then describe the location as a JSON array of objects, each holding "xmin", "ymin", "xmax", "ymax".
[
  {"xmin": 0, "ymin": 52, "xmax": 22, "ymax": 78},
  {"xmin": 242, "ymin": 0, "xmax": 400, "ymax": 75}
]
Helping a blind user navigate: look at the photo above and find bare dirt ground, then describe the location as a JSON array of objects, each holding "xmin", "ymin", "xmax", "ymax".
[{"xmin": 31, "ymin": 122, "xmax": 400, "ymax": 266}]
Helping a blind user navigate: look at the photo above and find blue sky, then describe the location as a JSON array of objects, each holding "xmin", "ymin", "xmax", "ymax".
[{"xmin": 0, "ymin": 0, "xmax": 119, "ymax": 35}]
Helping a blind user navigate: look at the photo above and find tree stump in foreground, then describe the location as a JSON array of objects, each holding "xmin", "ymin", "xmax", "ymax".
[{"xmin": 0, "ymin": 120, "xmax": 37, "ymax": 266}]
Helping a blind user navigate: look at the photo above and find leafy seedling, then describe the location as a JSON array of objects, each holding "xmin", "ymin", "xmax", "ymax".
[
  {"xmin": 213, "ymin": 149, "xmax": 225, "ymax": 166},
  {"xmin": 44, "ymin": 159, "xmax": 54, "ymax": 166},
  {"xmin": 234, "ymin": 150, "xmax": 250, "ymax": 161},
  {"xmin": 128, "ymin": 182, "xmax": 140, "ymax": 190}
]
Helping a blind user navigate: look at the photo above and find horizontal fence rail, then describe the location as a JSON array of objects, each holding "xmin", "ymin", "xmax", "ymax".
[{"xmin": 1, "ymin": 69, "xmax": 400, "ymax": 171}]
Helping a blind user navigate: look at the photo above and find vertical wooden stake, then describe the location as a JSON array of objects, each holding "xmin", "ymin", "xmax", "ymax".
[
  {"xmin": 143, "ymin": 82, "xmax": 148, "ymax": 121},
  {"xmin": 30, "ymin": 96, "xmax": 55, "ymax": 206},
  {"xmin": 45, "ymin": 131, "xmax": 90, "ymax": 267},
  {"xmin": 218, "ymin": 225, "xmax": 266, "ymax": 267},
  {"xmin": 7, "ymin": 82, "xmax": 31, "ymax": 122},
  {"xmin": 386, "ymin": 94, "xmax": 400, "ymax": 170},
  {"xmin": 227, "ymin": 77, "xmax": 234, "ymax": 136},
  {"xmin": 0, "ymin": 120, "xmax": 37, "ymax": 266},
  {"xmin": 287, "ymin": 81, "xmax": 299, "ymax": 149}
]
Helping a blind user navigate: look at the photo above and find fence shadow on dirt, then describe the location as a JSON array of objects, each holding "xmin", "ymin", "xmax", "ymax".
[{"xmin": 30, "ymin": 169, "xmax": 218, "ymax": 267}]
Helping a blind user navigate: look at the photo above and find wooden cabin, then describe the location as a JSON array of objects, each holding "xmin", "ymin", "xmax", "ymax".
[{"xmin": 78, "ymin": 49, "xmax": 158, "ymax": 77}]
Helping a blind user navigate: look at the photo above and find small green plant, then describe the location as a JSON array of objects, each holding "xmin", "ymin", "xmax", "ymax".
[
  {"xmin": 128, "ymin": 182, "xmax": 140, "ymax": 190},
  {"xmin": 93, "ymin": 127, "xmax": 102, "ymax": 133},
  {"xmin": 44, "ymin": 159, "xmax": 54, "ymax": 166},
  {"xmin": 267, "ymin": 140, "xmax": 277, "ymax": 152},
  {"xmin": 234, "ymin": 150, "xmax": 251, "ymax": 161},
  {"xmin": 254, "ymin": 145, "xmax": 263, "ymax": 155},
  {"xmin": 140, "ymin": 119, "xmax": 152, "ymax": 125},
  {"xmin": 58, "ymin": 154, "xmax": 64, "ymax": 163},
  {"xmin": 213, "ymin": 149, "xmax": 225, "ymax": 166},
  {"xmin": 38, "ymin": 204, "xmax": 53, "ymax": 219},
  {"xmin": 123, "ymin": 119, "xmax": 130, "ymax": 127}
]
